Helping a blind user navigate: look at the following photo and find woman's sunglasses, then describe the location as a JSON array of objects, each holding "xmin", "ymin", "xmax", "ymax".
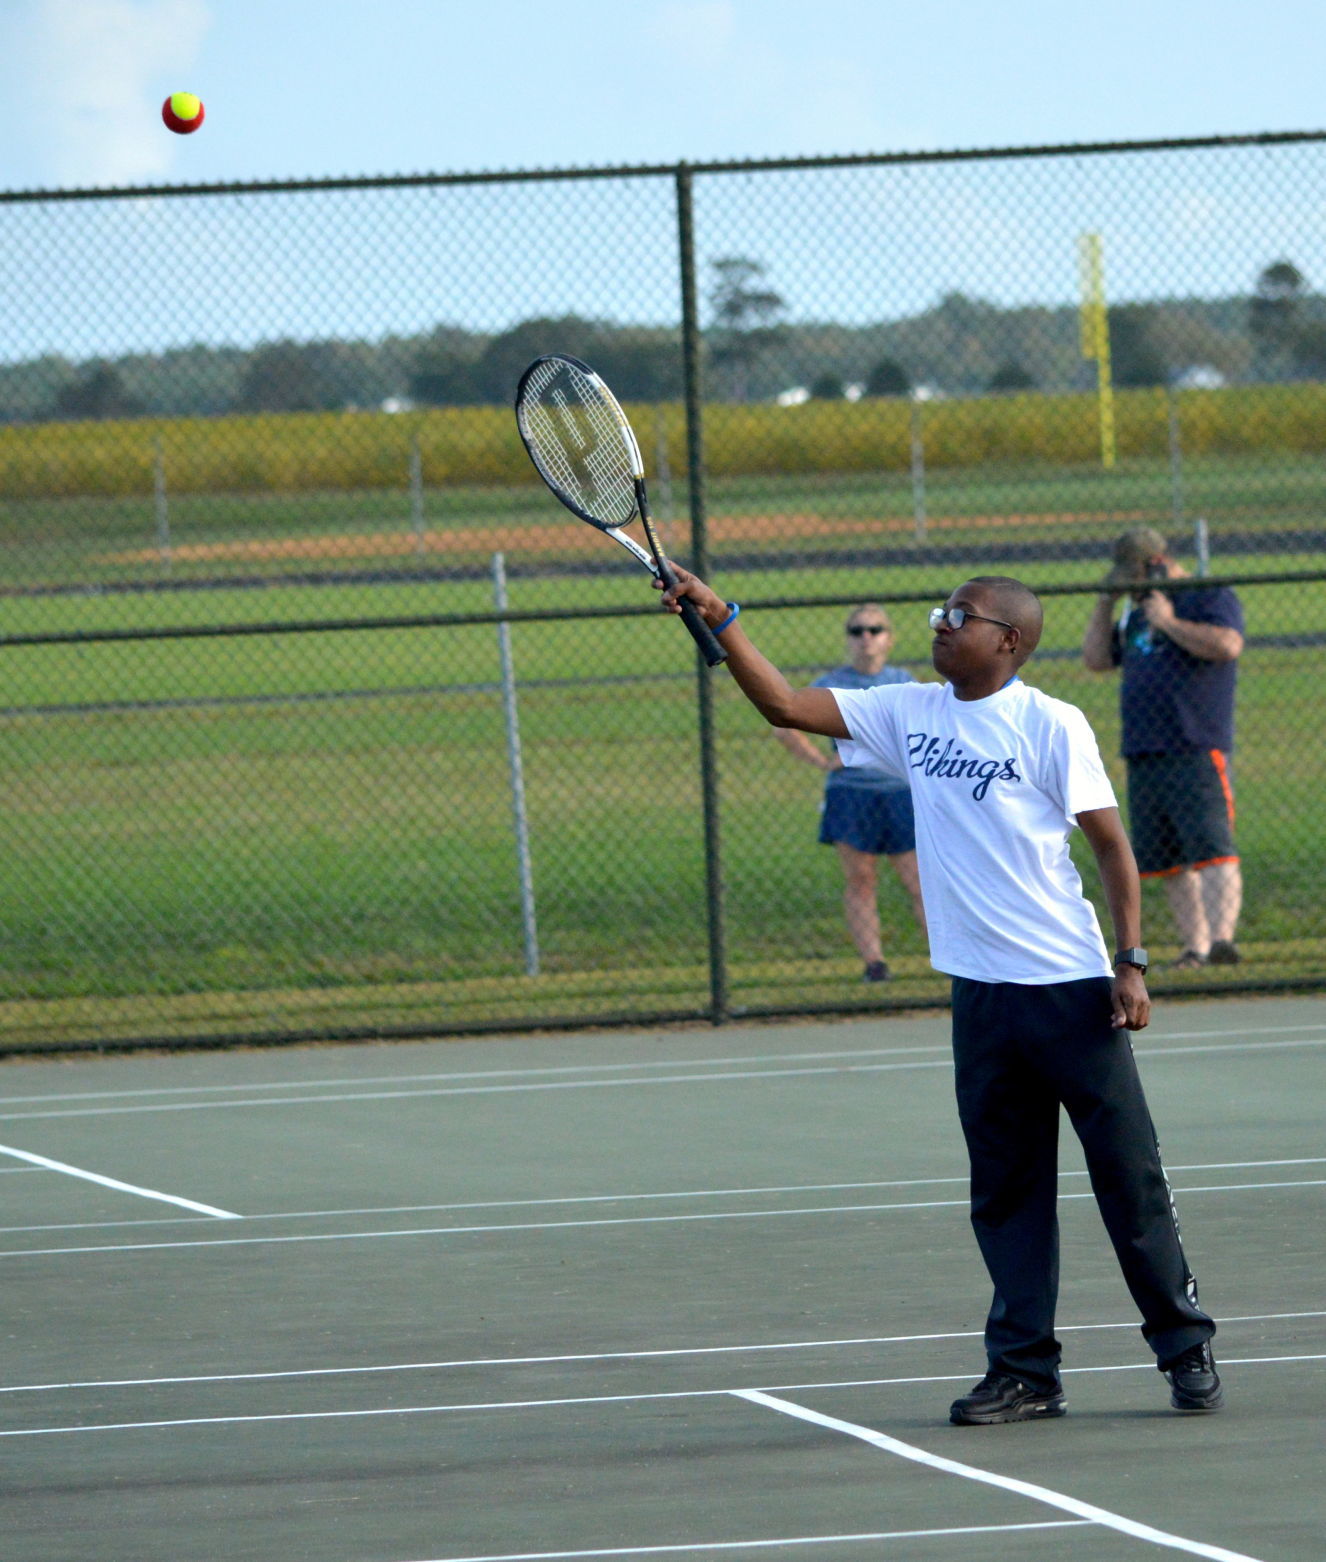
[{"xmin": 847, "ymin": 624, "xmax": 889, "ymax": 637}]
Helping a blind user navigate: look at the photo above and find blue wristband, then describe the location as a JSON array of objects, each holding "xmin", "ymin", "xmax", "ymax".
[{"xmin": 714, "ymin": 602, "xmax": 740, "ymax": 634}]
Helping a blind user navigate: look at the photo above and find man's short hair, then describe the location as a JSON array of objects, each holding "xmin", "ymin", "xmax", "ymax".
[{"xmin": 965, "ymin": 576, "xmax": 1043, "ymax": 659}]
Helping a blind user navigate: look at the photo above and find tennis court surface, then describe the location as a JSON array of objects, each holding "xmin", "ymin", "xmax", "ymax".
[{"xmin": 2, "ymin": 994, "xmax": 1322, "ymax": 1562}]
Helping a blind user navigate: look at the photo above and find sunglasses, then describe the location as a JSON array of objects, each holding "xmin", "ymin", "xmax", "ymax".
[
  {"xmin": 928, "ymin": 605, "xmax": 1016, "ymax": 632},
  {"xmin": 847, "ymin": 624, "xmax": 889, "ymax": 637}
]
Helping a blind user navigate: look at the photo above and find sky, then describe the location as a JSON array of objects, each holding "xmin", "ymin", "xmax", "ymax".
[
  {"xmin": 1, "ymin": 0, "xmax": 1325, "ymax": 362},
  {"xmin": 1, "ymin": 0, "xmax": 1323, "ymax": 192}
]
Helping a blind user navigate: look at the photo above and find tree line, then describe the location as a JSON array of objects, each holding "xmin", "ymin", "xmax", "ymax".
[{"xmin": 1, "ymin": 259, "xmax": 1321, "ymax": 424}]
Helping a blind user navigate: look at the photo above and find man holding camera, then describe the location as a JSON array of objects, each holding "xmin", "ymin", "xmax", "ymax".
[{"xmin": 1083, "ymin": 528, "xmax": 1245, "ymax": 969}]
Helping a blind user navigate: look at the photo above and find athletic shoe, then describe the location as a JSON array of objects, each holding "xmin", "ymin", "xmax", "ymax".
[
  {"xmin": 1207, "ymin": 940, "xmax": 1241, "ymax": 965},
  {"xmin": 949, "ymin": 1372, "xmax": 1066, "ymax": 1425},
  {"xmin": 863, "ymin": 960, "xmax": 891, "ymax": 983},
  {"xmin": 1164, "ymin": 1341, "xmax": 1224, "ymax": 1411}
]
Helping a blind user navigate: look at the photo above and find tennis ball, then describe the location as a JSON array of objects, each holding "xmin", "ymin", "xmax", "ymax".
[{"xmin": 162, "ymin": 91, "xmax": 205, "ymax": 135}]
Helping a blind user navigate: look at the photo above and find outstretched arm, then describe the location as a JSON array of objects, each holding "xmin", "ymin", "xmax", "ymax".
[
  {"xmin": 659, "ymin": 565, "xmax": 848, "ymax": 738},
  {"xmin": 1077, "ymin": 805, "xmax": 1150, "ymax": 1032}
]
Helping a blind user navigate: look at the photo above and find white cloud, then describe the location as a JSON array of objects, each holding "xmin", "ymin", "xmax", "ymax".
[{"xmin": 32, "ymin": 0, "xmax": 211, "ymax": 186}]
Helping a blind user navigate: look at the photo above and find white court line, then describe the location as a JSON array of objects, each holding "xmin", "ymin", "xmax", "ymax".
[
  {"xmin": 6, "ymin": 1310, "xmax": 1323, "ymax": 1397},
  {"xmin": 396, "ymin": 1520, "xmax": 1093, "ymax": 1562},
  {"xmin": 2, "ymin": 1353, "xmax": 1322, "ymax": 1440},
  {"xmin": 4, "ymin": 1155, "xmax": 1322, "ymax": 1238},
  {"xmin": 1141, "ymin": 1037, "xmax": 1326, "ymax": 1060},
  {"xmin": 3, "ymin": 1177, "xmax": 1321, "ymax": 1261},
  {"xmin": 0, "ymin": 1059, "xmax": 957, "ymax": 1122},
  {"xmin": 0, "ymin": 1175, "xmax": 974, "ymax": 1238},
  {"xmin": 3, "ymin": 1033, "xmax": 1324, "ymax": 1124},
  {"xmin": 736, "ymin": 1389, "xmax": 1263, "ymax": 1562},
  {"xmin": 0, "ymin": 1144, "xmax": 239, "ymax": 1220},
  {"xmin": 0, "ymin": 1042, "xmax": 954, "ymax": 1105},
  {"xmin": 0, "ymin": 1196, "xmax": 969, "ymax": 1258},
  {"xmin": 4, "ymin": 1019, "xmax": 1323, "ymax": 1110},
  {"xmin": 728, "ymin": 1353, "xmax": 1326, "ymax": 1396}
]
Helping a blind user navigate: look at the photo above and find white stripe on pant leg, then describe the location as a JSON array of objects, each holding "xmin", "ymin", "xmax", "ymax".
[{"xmin": 733, "ymin": 1389, "xmax": 1265, "ymax": 1562}]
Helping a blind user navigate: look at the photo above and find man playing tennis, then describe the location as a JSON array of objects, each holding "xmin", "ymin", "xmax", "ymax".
[{"xmin": 659, "ymin": 567, "xmax": 1221, "ymax": 1423}]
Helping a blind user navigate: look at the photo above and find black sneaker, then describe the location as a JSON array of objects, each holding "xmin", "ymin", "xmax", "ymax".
[
  {"xmin": 1207, "ymin": 940, "xmax": 1241, "ymax": 965},
  {"xmin": 1164, "ymin": 1342, "xmax": 1224, "ymax": 1411},
  {"xmin": 863, "ymin": 960, "xmax": 891, "ymax": 983},
  {"xmin": 949, "ymin": 1372, "xmax": 1066, "ymax": 1426}
]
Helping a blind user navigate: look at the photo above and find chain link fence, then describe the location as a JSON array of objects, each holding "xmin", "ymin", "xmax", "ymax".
[{"xmin": 2, "ymin": 133, "xmax": 1324, "ymax": 1052}]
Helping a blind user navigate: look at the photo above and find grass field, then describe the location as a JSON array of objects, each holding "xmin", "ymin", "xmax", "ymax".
[
  {"xmin": 1, "ymin": 439, "xmax": 1323, "ymax": 1047},
  {"xmin": 1, "ymin": 445, "xmax": 1325, "ymax": 589},
  {"xmin": 0, "ymin": 529, "xmax": 1323, "ymax": 1048}
]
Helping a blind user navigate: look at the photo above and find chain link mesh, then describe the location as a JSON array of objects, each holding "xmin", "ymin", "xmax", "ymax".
[{"xmin": 1, "ymin": 137, "xmax": 1323, "ymax": 1049}]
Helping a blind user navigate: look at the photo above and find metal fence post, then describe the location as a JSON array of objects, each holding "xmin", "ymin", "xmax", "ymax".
[
  {"xmin": 152, "ymin": 435, "xmax": 171, "ymax": 566},
  {"xmin": 1194, "ymin": 515, "xmax": 1210, "ymax": 576},
  {"xmin": 909, "ymin": 396, "xmax": 928, "ymax": 541},
  {"xmin": 409, "ymin": 431, "xmax": 426, "ymax": 557},
  {"xmin": 492, "ymin": 551, "xmax": 540, "ymax": 977},
  {"xmin": 1167, "ymin": 384, "xmax": 1186, "ymax": 535},
  {"xmin": 676, "ymin": 162, "xmax": 728, "ymax": 1025}
]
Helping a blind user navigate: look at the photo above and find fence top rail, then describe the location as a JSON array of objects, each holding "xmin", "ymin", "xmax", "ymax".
[
  {"xmin": 1, "ymin": 570, "xmax": 1319, "ymax": 649},
  {"xmin": 4, "ymin": 129, "xmax": 1325, "ymax": 206}
]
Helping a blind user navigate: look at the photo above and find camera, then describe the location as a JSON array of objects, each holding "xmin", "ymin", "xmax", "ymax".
[{"xmin": 1132, "ymin": 560, "xmax": 1167, "ymax": 603}]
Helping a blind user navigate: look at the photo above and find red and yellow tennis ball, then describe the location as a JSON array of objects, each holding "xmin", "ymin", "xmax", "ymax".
[{"xmin": 162, "ymin": 92, "xmax": 205, "ymax": 135}]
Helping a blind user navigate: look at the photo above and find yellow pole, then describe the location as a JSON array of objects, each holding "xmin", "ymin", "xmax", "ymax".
[{"xmin": 1078, "ymin": 232, "xmax": 1115, "ymax": 470}]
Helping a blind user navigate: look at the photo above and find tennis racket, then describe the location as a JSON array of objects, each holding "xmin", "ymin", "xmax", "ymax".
[{"xmin": 514, "ymin": 354, "xmax": 727, "ymax": 667}]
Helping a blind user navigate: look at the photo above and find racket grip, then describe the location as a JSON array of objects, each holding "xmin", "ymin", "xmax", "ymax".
[
  {"xmin": 654, "ymin": 553, "xmax": 727, "ymax": 666},
  {"xmin": 678, "ymin": 595, "xmax": 728, "ymax": 666}
]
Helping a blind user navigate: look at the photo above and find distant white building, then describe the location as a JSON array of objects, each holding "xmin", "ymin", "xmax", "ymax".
[
  {"xmin": 381, "ymin": 395, "xmax": 414, "ymax": 414},
  {"xmin": 775, "ymin": 385, "xmax": 811, "ymax": 406},
  {"xmin": 1172, "ymin": 365, "xmax": 1226, "ymax": 391}
]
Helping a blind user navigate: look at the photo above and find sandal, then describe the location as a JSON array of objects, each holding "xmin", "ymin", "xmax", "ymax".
[{"xmin": 1168, "ymin": 949, "xmax": 1207, "ymax": 971}]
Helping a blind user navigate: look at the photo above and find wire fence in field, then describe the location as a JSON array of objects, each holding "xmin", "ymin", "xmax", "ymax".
[{"xmin": 1, "ymin": 132, "xmax": 1324, "ymax": 1050}]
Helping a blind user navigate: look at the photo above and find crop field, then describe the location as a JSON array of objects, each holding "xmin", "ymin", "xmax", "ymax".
[{"xmin": 6, "ymin": 380, "xmax": 1326, "ymax": 497}]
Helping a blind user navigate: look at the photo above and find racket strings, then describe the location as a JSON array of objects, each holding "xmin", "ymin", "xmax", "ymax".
[{"xmin": 519, "ymin": 360, "xmax": 637, "ymax": 528}]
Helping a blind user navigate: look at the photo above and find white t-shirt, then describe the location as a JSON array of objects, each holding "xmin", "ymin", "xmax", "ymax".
[{"xmin": 831, "ymin": 677, "xmax": 1118, "ymax": 985}]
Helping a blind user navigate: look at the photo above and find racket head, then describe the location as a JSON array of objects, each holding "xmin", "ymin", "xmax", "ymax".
[{"xmin": 514, "ymin": 354, "xmax": 645, "ymax": 533}]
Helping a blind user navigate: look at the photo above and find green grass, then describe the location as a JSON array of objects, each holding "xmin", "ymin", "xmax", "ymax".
[
  {"xmin": 0, "ymin": 602, "xmax": 1322, "ymax": 1046},
  {"xmin": 4, "ymin": 559, "xmax": 1325, "ymax": 710},
  {"xmin": 0, "ymin": 448, "xmax": 1323, "ymax": 1048}
]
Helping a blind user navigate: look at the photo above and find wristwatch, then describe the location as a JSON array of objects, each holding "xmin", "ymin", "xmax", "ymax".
[{"xmin": 1113, "ymin": 947, "xmax": 1148, "ymax": 974}]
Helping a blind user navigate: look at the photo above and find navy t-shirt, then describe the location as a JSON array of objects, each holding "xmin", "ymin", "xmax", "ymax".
[
  {"xmin": 811, "ymin": 663, "xmax": 914, "ymax": 791},
  {"xmin": 1112, "ymin": 585, "xmax": 1243, "ymax": 756}
]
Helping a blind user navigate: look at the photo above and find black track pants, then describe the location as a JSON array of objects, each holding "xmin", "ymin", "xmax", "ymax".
[{"xmin": 951, "ymin": 975, "xmax": 1215, "ymax": 1392}]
